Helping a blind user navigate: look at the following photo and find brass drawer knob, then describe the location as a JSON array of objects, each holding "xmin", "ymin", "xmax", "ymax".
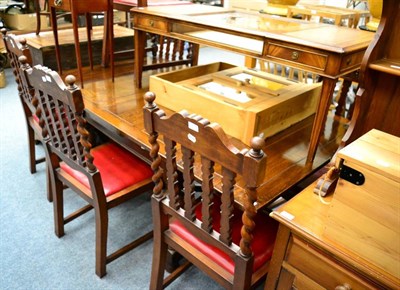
[
  {"xmin": 335, "ymin": 283, "xmax": 352, "ymax": 290},
  {"xmin": 291, "ymin": 51, "xmax": 299, "ymax": 60},
  {"xmin": 54, "ymin": 0, "xmax": 62, "ymax": 7},
  {"xmin": 149, "ymin": 20, "xmax": 155, "ymax": 27}
]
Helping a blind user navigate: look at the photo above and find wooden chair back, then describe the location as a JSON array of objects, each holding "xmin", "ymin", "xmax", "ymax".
[
  {"xmin": 25, "ymin": 66, "xmax": 92, "ymax": 173},
  {"xmin": 22, "ymin": 64, "xmax": 154, "ymax": 278},
  {"xmin": 144, "ymin": 92, "xmax": 278, "ymax": 289},
  {"xmin": 1, "ymin": 29, "xmax": 48, "ymax": 192},
  {"xmin": 1, "ymin": 29, "xmax": 35, "ymax": 113}
]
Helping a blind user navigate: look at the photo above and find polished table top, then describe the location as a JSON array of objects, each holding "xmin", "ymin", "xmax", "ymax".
[
  {"xmin": 131, "ymin": 5, "xmax": 373, "ymax": 63},
  {"xmin": 78, "ymin": 62, "xmax": 348, "ymax": 211}
]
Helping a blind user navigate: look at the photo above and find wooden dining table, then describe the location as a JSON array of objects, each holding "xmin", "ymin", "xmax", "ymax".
[{"xmin": 80, "ymin": 63, "xmax": 349, "ymax": 211}]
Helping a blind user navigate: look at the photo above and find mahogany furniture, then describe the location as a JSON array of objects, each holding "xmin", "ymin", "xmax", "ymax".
[
  {"xmin": 339, "ymin": 0, "xmax": 399, "ymax": 148},
  {"xmin": 131, "ymin": 5, "xmax": 374, "ymax": 164},
  {"xmin": 24, "ymin": 25, "xmax": 134, "ymax": 71},
  {"xmin": 22, "ymin": 64, "xmax": 154, "ymax": 278},
  {"xmin": 34, "ymin": 0, "xmax": 70, "ymax": 35},
  {"xmin": 1, "ymin": 29, "xmax": 51, "ymax": 201},
  {"xmin": 143, "ymin": 92, "xmax": 279, "ymax": 289},
  {"xmin": 264, "ymin": 130, "xmax": 399, "ymax": 290},
  {"xmin": 113, "ymin": 0, "xmax": 198, "ymax": 75},
  {"xmin": 285, "ymin": 4, "xmax": 371, "ymax": 119},
  {"xmin": 49, "ymin": 0, "xmax": 114, "ymax": 87},
  {"xmin": 113, "ymin": 0, "xmax": 192, "ymax": 28}
]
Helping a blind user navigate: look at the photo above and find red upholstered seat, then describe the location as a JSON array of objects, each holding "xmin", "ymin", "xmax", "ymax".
[
  {"xmin": 170, "ymin": 197, "xmax": 279, "ymax": 275},
  {"xmin": 60, "ymin": 142, "xmax": 153, "ymax": 197}
]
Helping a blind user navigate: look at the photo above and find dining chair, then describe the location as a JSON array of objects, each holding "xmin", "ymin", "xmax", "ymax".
[
  {"xmin": 143, "ymin": 92, "xmax": 279, "ymax": 289},
  {"xmin": 1, "ymin": 28, "xmax": 52, "ymax": 201},
  {"xmin": 21, "ymin": 63, "xmax": 154, "ymax": 278},
  {"xmin": 49, "ymin": 0, "xmax": 114, "ymax": 87},
  {"xmin": 33, "ymin": 0, "xmax": 71, "ymax": 35}
]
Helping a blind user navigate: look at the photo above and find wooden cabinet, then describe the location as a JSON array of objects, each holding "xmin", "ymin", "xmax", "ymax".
[
  {"xmin": 265, "ymin": 130, "xmax": 399, "ymax": 290},
  {"xmin": 340, "ymin": 0, "xmax": 400, "ymax": 148},
  {"xmin": 264, "ymin": 156, "xmax": 400, "ymax": 290},
  {"xmin": 264, "ymin": 189, "xmax": 398, "ymax": 289}
]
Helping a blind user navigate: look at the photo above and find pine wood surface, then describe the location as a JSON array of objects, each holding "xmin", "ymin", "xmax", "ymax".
[
  {"xmin": 325, "ymin": 129, "xmax": 400, "ymax": 280},
  {"xmin": 150, "ymin": 63, "xmax": 322, "ymax": 146},
  {"xmin": 267, "ymin": 179, "xmax": 400, "ymax": 289},
  {"xmin": 52, "ymin": 59, "xmax": 348, "ymax": 210}
]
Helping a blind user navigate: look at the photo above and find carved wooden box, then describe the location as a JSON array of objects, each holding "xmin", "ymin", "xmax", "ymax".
[
  {"xmin": 150, "ymin": 62, "xmax": 321, "ymax": 145},
  {"xmin": 325, "ymin": 129, "xmax": 400, "ymax": 282}
]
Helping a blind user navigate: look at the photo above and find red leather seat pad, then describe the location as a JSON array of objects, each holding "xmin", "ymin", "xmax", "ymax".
[
  {"xmin": 169, "ymin": 197, "xmax": 279, "ymax": 275},
  {"xmin": 60, "ymin": 142, "xmax": 152, "ymax": 197}
]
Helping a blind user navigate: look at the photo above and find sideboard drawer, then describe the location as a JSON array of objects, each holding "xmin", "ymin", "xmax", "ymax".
[
  {"xmin": 266, "ymin": 43, "xmax": 328, "ymax": 71},
  {"xmin": 339, "ymin": 50, "xmax": 365, "ymax": 73},
  {"xmin": 135, "ymin": 16, "xmax": 169, "ymax": 33},
  {"xmin": 284, "ymin": 235, "xmax": 378, "ymax": 289}
]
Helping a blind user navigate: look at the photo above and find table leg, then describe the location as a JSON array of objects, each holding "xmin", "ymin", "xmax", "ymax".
[
  {"xmin": 335, "ymin": 78, "xmax": 352, "ymax": 117},
  {"xmin": 50, "ymin": 7, "xmax": 62, "ymax": 75},
  {"xmin": 102, "ymin": 12, "xmax": 110, "ymax": 68},
  {"xmin": 307, "ymin": 77, "xmax": 337, "ymax": 163},
  {"xmin": 86, "ymin": 13, "xmax": 94, "ymax": 71},
  {"xmin": 35, "ymin": 0, "xmax": 41, "ymax": 35},
  {"xmin": 71, "ymin": 11, "xmax": 84, "ymax": 87},
  {"xmin": 134, "ymin": 29, "xmax": 146, "ymax": 89},
  {"xmin": 106, "ymin": 10, "xmax": 114, "ymax": 81}
]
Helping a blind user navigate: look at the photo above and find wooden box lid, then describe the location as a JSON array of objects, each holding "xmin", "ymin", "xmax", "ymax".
[{"xmin": 336, "ymin": 129, "xmax": 400, "ymax": 183}]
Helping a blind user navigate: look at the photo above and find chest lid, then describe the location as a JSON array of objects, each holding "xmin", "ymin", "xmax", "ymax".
[{"xmin": 337, "ymin": 129, "xmax": 400, "ymax": 183}]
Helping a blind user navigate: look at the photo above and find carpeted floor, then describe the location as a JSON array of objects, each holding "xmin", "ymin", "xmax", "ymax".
[
  {"xmin": 0, "ymin": 48, "xmax": 265, "ymax": 289},
  {"xmin": 0, "ymin": 67, "xmax": 230, "ymax": 290}
]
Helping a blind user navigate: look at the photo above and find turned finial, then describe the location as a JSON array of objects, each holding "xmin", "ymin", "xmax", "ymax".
[
  {"xmin": 65, "ymin": 75, "xmax": 77, "ymax": 89},
  {"xmin": 144, "ymin": 91, "xmax": 156, "ymax": 108},
  {"xmin": 1, "ymin": 28, "xmax": 7, "ymax": 36},
  {"xmin": 18, "ymin": 55, "xmax": 27, "ymax": 65},
  {"xmin": 19, "ymin": 37, "xmax": 27, "ymax": 46},
  {"xmin": 249, "ymin": 135, "xmax": 265, "ymax": 158}
]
